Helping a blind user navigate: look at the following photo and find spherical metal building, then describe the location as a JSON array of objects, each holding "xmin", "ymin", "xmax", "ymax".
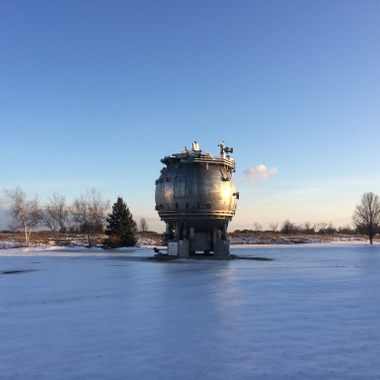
[{"xmin": 155, "ymin": 141, "xmax": 239, "ymax": 258}]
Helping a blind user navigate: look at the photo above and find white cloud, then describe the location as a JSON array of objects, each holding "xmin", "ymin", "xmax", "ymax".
[{"xmin": 244, "ymin": 164, "xmax": 278, "ymax": 182}]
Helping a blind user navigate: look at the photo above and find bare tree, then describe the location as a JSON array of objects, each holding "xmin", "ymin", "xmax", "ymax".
[
  {"xmin": 303, "ymin": 222, "xmax": 315, "ymax": 234},
  {"xmin": 317, "ymin": 223, "xmax": 328, "ymax": 234},
  {"xmin": 4, "ymin": 187, "xmax": 42, "ymax": 246},
  {"xmin": 353, "ymin": 192, "xmax": 380, "ymax": 245},
  {"xmin": 139, "ymin": 217, "xmax": 149, "ymax": 233},
  {"xmin": 269, "ymin": 222, "xmax": 279, "ymax": 233},
  {"xmin": 253, "ymin": 222, "xmax": 262, "ymax": 232},
  {"xmin": 72, "ymin": 188, "xmax": 110, "ymax": 247},
  {"xmin": 281, "ymin": 220, "xmax": 298, "ymax": 234},
  {"xmin": 325, "ymin": 223, "xmax": 336, "ymax": 234},
  {"xmin": 43, "ymin": 193, "xmax": 71, "ymax": 245}
]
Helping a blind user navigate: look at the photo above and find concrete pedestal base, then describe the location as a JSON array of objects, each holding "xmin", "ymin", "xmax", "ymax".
[
  {"xmin": 178, "ymin": 240, "xmax": 190, "ymax": 258},
  {"xmin": 213, "ymin": 240, "xmax": 230, "ymax": 259},
  {"xmin": 167, "ymin": 239, "xmax": 230, "ymax": 259}
]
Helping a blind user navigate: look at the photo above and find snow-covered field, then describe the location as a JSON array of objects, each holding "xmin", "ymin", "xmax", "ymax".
[{"xmin": 1, "ymin": 245, "xmax": 380, "ymax": 379}]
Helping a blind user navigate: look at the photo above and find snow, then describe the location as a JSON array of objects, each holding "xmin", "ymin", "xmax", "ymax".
[
  {"xmin": 1, "ymin": 244, "xmax": 380, "ymax": 379},
  {"xmin": 0, "ymin": 240, "xmax": 23, "ymax": 249}
]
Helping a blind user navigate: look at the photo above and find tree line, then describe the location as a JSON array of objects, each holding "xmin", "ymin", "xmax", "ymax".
[
  {"xmin": 236, "ymin": 221, "xmax": 356, "ymax": 235},
  {"xmin": 236, "ymin": 192, "xmax": 380, "ymax": 245},
  {"xmin": 3, "ymin": 189, "xmax": 380, "ymax": 246},
  {"xmin": 2, "ymin": 187, "xmax": 149, "ymax": 248}
]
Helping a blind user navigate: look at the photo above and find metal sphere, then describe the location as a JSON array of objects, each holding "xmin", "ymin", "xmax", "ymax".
[{"xmin": 155, "ymin": 142, "xmax": 238, "ymax": 232}]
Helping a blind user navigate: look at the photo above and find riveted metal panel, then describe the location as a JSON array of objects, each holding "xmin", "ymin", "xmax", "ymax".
[{"xmin": 155, "ymin": 146, "xmax": 239, "ymax": 232}]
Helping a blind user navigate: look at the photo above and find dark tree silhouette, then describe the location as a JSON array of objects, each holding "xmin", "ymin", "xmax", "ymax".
[
  {"xmin": 104, "ymin": 197, "xmax": 137, "ymax": 248},
  {"xmin": 353, "ymin": 192, "xmax": 380, "ymax": 245},
  {"xmin": 281, "ymin": 220, "xmax": 298, "ymax": 234}
]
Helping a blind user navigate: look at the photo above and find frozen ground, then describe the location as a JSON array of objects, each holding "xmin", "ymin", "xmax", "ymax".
[{"xmin": 1, "ymin": 245, "xmax": 380, "ymax": 379}]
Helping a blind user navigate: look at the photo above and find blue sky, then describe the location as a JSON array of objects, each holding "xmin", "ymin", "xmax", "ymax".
[{"xmin": 1, "ymin": 0, "xmax": 379, "ymax": 231}]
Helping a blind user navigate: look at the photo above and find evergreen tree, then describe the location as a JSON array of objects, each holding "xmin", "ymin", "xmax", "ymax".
[{"xmin": 104, "ymin": 197, "xmax": 137, "ymax": 247}]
